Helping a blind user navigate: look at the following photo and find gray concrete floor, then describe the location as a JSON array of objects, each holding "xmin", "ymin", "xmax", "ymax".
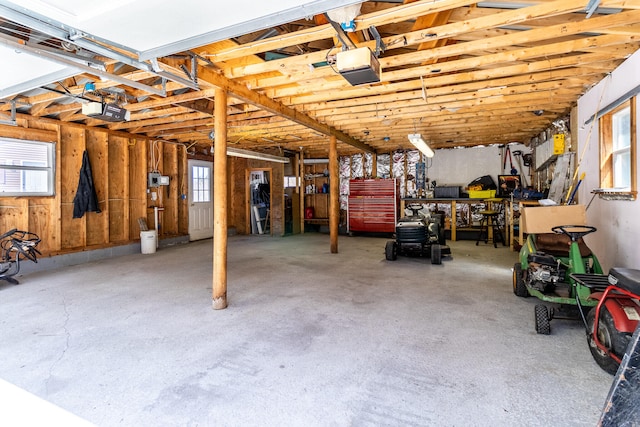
[{"xmin": 0, "ymin": 233, "xmax": 613, "ymax": 426}]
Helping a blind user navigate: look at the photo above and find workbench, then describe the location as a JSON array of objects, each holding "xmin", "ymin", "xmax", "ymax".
[{"xmin": 400, "ymin": 198, "xmax": 507, "ymax": 241}]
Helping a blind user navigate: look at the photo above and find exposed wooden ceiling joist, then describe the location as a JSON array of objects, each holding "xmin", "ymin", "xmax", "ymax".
[{"xmin": 2, "ymin": 0, "xmax": 639, "ymax": 156}]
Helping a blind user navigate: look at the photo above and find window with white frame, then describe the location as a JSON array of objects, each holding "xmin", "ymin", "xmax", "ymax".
[
  {"xmin": 599, "ymin": 97, "xmax": 636, "ymax": 195},
  {"xmin": 191, "ymin": 165, "xmax": 211, "ymax": 202},
  {"xmin": 0, "ymin": 138, "xmax": 55, "ymax": 196}
]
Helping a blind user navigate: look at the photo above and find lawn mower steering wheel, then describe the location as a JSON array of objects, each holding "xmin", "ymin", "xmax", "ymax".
[
  {"xmin": 551, "ymin": 225, "xmax": 597, "ymax": 242},
  {"xmin": 406, "ymin": 203, "xmax": 423, "ymax": 216}
]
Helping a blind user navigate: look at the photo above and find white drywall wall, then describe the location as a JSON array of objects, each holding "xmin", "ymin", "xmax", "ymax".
[
  {"xmin": 576, "ymin": 48, "xmax": 640, "ymax": 271},
  {"xmin": 427, "ymin": 143, "xmax": 530, "ymax": 190}
]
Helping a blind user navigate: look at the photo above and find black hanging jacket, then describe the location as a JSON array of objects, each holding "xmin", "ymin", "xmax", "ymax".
[{"xmin": 73, "ymin": 150, "xmax": 101, "ymax": 218}]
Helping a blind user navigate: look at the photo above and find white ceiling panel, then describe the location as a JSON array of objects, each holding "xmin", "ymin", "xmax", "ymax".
[
  {"xmin": 0, "ymin": 45, "xmax": 78, "ymax": 98},
  {"xmin": 4, "ymin": 0, "xmax": 362, "ymax": 59}
]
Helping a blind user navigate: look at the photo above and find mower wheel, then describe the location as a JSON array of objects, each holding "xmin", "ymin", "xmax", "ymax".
[
  {"xmin": 587, "ymin": 306, "xmax": 631, "ymax": 375},
  {"xmin": 535, "ymin": 304, "xmax": 551, "ymax": 335},
  {"xmin": 513, "ymin": 263, "xmax": 528, "ymax": 297},
  {"xmin": 385, "ymin": 241, "xmax": 397, "ymax": 261},
  {"xmin": 431, "ymin": 244, "xmax": 442, "ymax": 265}
]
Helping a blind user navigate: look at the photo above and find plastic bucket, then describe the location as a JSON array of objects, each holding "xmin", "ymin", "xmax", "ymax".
[{"xmin": 140, "ymin": 230, "xmax": 157, "ymax": 254}]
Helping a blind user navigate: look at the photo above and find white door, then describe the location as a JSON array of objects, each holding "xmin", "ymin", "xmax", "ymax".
[{"xmin": 188, "ymin": 160, "xmax": 214, "ymax": 240}]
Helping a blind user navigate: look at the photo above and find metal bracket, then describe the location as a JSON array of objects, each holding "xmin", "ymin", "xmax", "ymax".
[
  {"xmin": 179, "ymin": 53, "xmax": 199, "ymax": 86},
  {"xmin": 368, "ymin": 25, "xmax": 385, "ymax": 57},
  {"xmin": 324, "ymin": 13, "xmax": 357, "ymax": 51},
  {"xmin": 0, "ymin": 100, "xmax": 19, "ymax": 126},
  {"xmin": 585, "ymin": 0, "xmax": 601, "ymax": 18}
]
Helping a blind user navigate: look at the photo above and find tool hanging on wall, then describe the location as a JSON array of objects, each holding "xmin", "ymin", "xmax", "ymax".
[
  {"xmin": 503, "ymin": 146, "xmax": 518, "ymax": 175},
  {"xmin": 512, "ymin": 150, "xmax": 528, "ymax": 187}
]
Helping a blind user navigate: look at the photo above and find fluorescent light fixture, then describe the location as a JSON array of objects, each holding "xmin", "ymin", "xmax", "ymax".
[
  {"xmin": 408, "ymin": 134, "xmax": 434, "ymax": 158},
  {"xmin": 303, "ymin": 158, "xmax": 329, "ymax": 164},
  {"xmin": 226, "ymin": 147, "xmax": 289, "ymax": 163}
]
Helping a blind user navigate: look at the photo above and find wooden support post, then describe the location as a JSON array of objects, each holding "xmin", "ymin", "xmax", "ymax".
[
  {"xmin": 372, "ymin": 153, "xmax": 377, "ymax": 178},
  {"xmin": 299, "ymin": 150, "xmax": 305, "ymax": 234},
  {"xmin": 212, "ymin": 88, "xmax": 228, "ymax": 310},
  {"xmin": 329, "ymin": 135, "xmax": 339, "ymax": 253}
]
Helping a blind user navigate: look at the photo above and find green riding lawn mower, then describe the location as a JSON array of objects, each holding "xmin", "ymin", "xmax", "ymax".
[
  {"xmin": 511, "ymin": 205, "xmax": 640, "ymax": 377},
  {"xmin": 512, "ymin": 205, "xmax": 604, "ymax": 334}
]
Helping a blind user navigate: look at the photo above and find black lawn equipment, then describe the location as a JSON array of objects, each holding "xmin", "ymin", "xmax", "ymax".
[
  {"xmin": 0, "ymin": 228, "xmax": 41, "ymax": 285},
  {"xmin": 385, "ymin": 204, "xmax": 450, "ymax": 264}
]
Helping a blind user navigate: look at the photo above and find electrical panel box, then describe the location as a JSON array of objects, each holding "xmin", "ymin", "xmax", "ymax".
[{"xmin": 148, "ymin": 172, "xmax": 161, "ymax": 187}]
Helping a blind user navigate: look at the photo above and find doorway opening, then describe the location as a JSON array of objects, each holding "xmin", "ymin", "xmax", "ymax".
[{"xmin": 247, "ymin": 169, "xmax": 271, "ymax": 234}]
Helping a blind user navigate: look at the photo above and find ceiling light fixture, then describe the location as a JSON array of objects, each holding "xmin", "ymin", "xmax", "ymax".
[
  {"xmin": 408, "ymin": 134, "xmax": 434, "ymax": 158},
  {"xmin": 226, "ymin": 147, "xmax": 289, "ymax": 163}
]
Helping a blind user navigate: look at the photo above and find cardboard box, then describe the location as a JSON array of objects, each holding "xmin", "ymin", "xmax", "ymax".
[{"xmin": 521, "ymin": 205, "xmax": 586, "ymax": 234}]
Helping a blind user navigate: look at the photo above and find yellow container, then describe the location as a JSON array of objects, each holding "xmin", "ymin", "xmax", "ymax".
[
  {"xmin": 468, "ymin": 189, "xmax": 496, "ymax": 199},
  {"xmin": 553, "ymin": 134, "xmax": 565, "ymax": 155}
]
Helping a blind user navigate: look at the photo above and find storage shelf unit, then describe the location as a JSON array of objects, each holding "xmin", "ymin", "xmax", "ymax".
[
  {"xmin": 304, "ymin": 163, "xmax": 329, "ymax": 224},
  {"xmin": 348, "ymin": 179, "xmax": 398, "ymax": 233}
]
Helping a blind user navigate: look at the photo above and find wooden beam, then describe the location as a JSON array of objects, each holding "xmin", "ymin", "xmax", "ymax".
[
  {"xmin": 203, "ymin": 0, "xmax": 478, "ymax": 63},
  {"xmin": 329, "ymin": 135, "xmax": 338, "ymax": 254},
  {"xmin": 227, "ymin": 0, "xmax": 593, "ymax": 79},
  {"xmin": 251, "ymin": 12, "xmax": 639, "ymax": 95},
  {"xmin": 0, "ymin": 124, "xmax": 56, "ymax": 142},
  {"xmin": 213, "ymin": 87, "xmax": 228, "ymax": 310},
  {"xmin": 192, "ymin": 63, "xmax": 375, "ymax": 153},
  {"xmin": 287, "ymin": 66, "xmax": 595, "ymax": 105},
  {"xmin": 299, "ymin": 150, "xmax": 305, "ymax": 235},
  {"xmin": 270, "ymin": 47, "xmax": 621, "ymax": 100}
]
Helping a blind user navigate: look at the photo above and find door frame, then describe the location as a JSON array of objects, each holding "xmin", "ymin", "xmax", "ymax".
[
  {"xmin": 245, "ymin": 168, "xmax": 272, "ymax": 235},
  {"xmin": 188, "ymin": 159, "xmax": 214, "ymax": 240}
]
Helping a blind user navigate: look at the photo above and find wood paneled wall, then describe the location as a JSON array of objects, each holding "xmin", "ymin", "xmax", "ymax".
[
  {"xmin": 1, "ymin": 118, "xmax": 288, "ymax": 260},
  {"xmin": 0, "ymin": 119, "xmax": 188, "ymax": 257}
]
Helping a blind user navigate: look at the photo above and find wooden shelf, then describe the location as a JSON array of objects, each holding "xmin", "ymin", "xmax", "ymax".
[
  {"xmin": 304, "ymin": 218, "xmax": 329, "ymax": 224},
  {"xmin": 304, "ymin": 163, "xmax": 329, "ymax": 220}
]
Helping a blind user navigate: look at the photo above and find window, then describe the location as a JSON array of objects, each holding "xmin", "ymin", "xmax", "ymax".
[
  {"xmin": 191, "ymin": 165, "xmax": 210, "ymax": 202},
  {"xmin": 284, "ymin": 176, "xmax": 298, "ymax": 188},
  {"xmin": 0, "ymin": 138, "xmax": 55, "ymax": 196},
  {"xmin": 600, "ymin": 97, "xmax": 636, "ymax": 197}
]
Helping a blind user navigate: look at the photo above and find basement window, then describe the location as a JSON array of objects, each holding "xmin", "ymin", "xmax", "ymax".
[
  {"xmin": 0, "ymin": 138, "xmax": 55, "ymax": 197},
  {"xmin": 599, "ymin": 97, "xmax": 636, "ymax": 200}
]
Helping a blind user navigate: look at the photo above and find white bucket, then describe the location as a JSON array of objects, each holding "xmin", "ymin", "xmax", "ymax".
[{"xmin": 140, "ymin": 230, "xmax": 157, "ymax": 254}]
